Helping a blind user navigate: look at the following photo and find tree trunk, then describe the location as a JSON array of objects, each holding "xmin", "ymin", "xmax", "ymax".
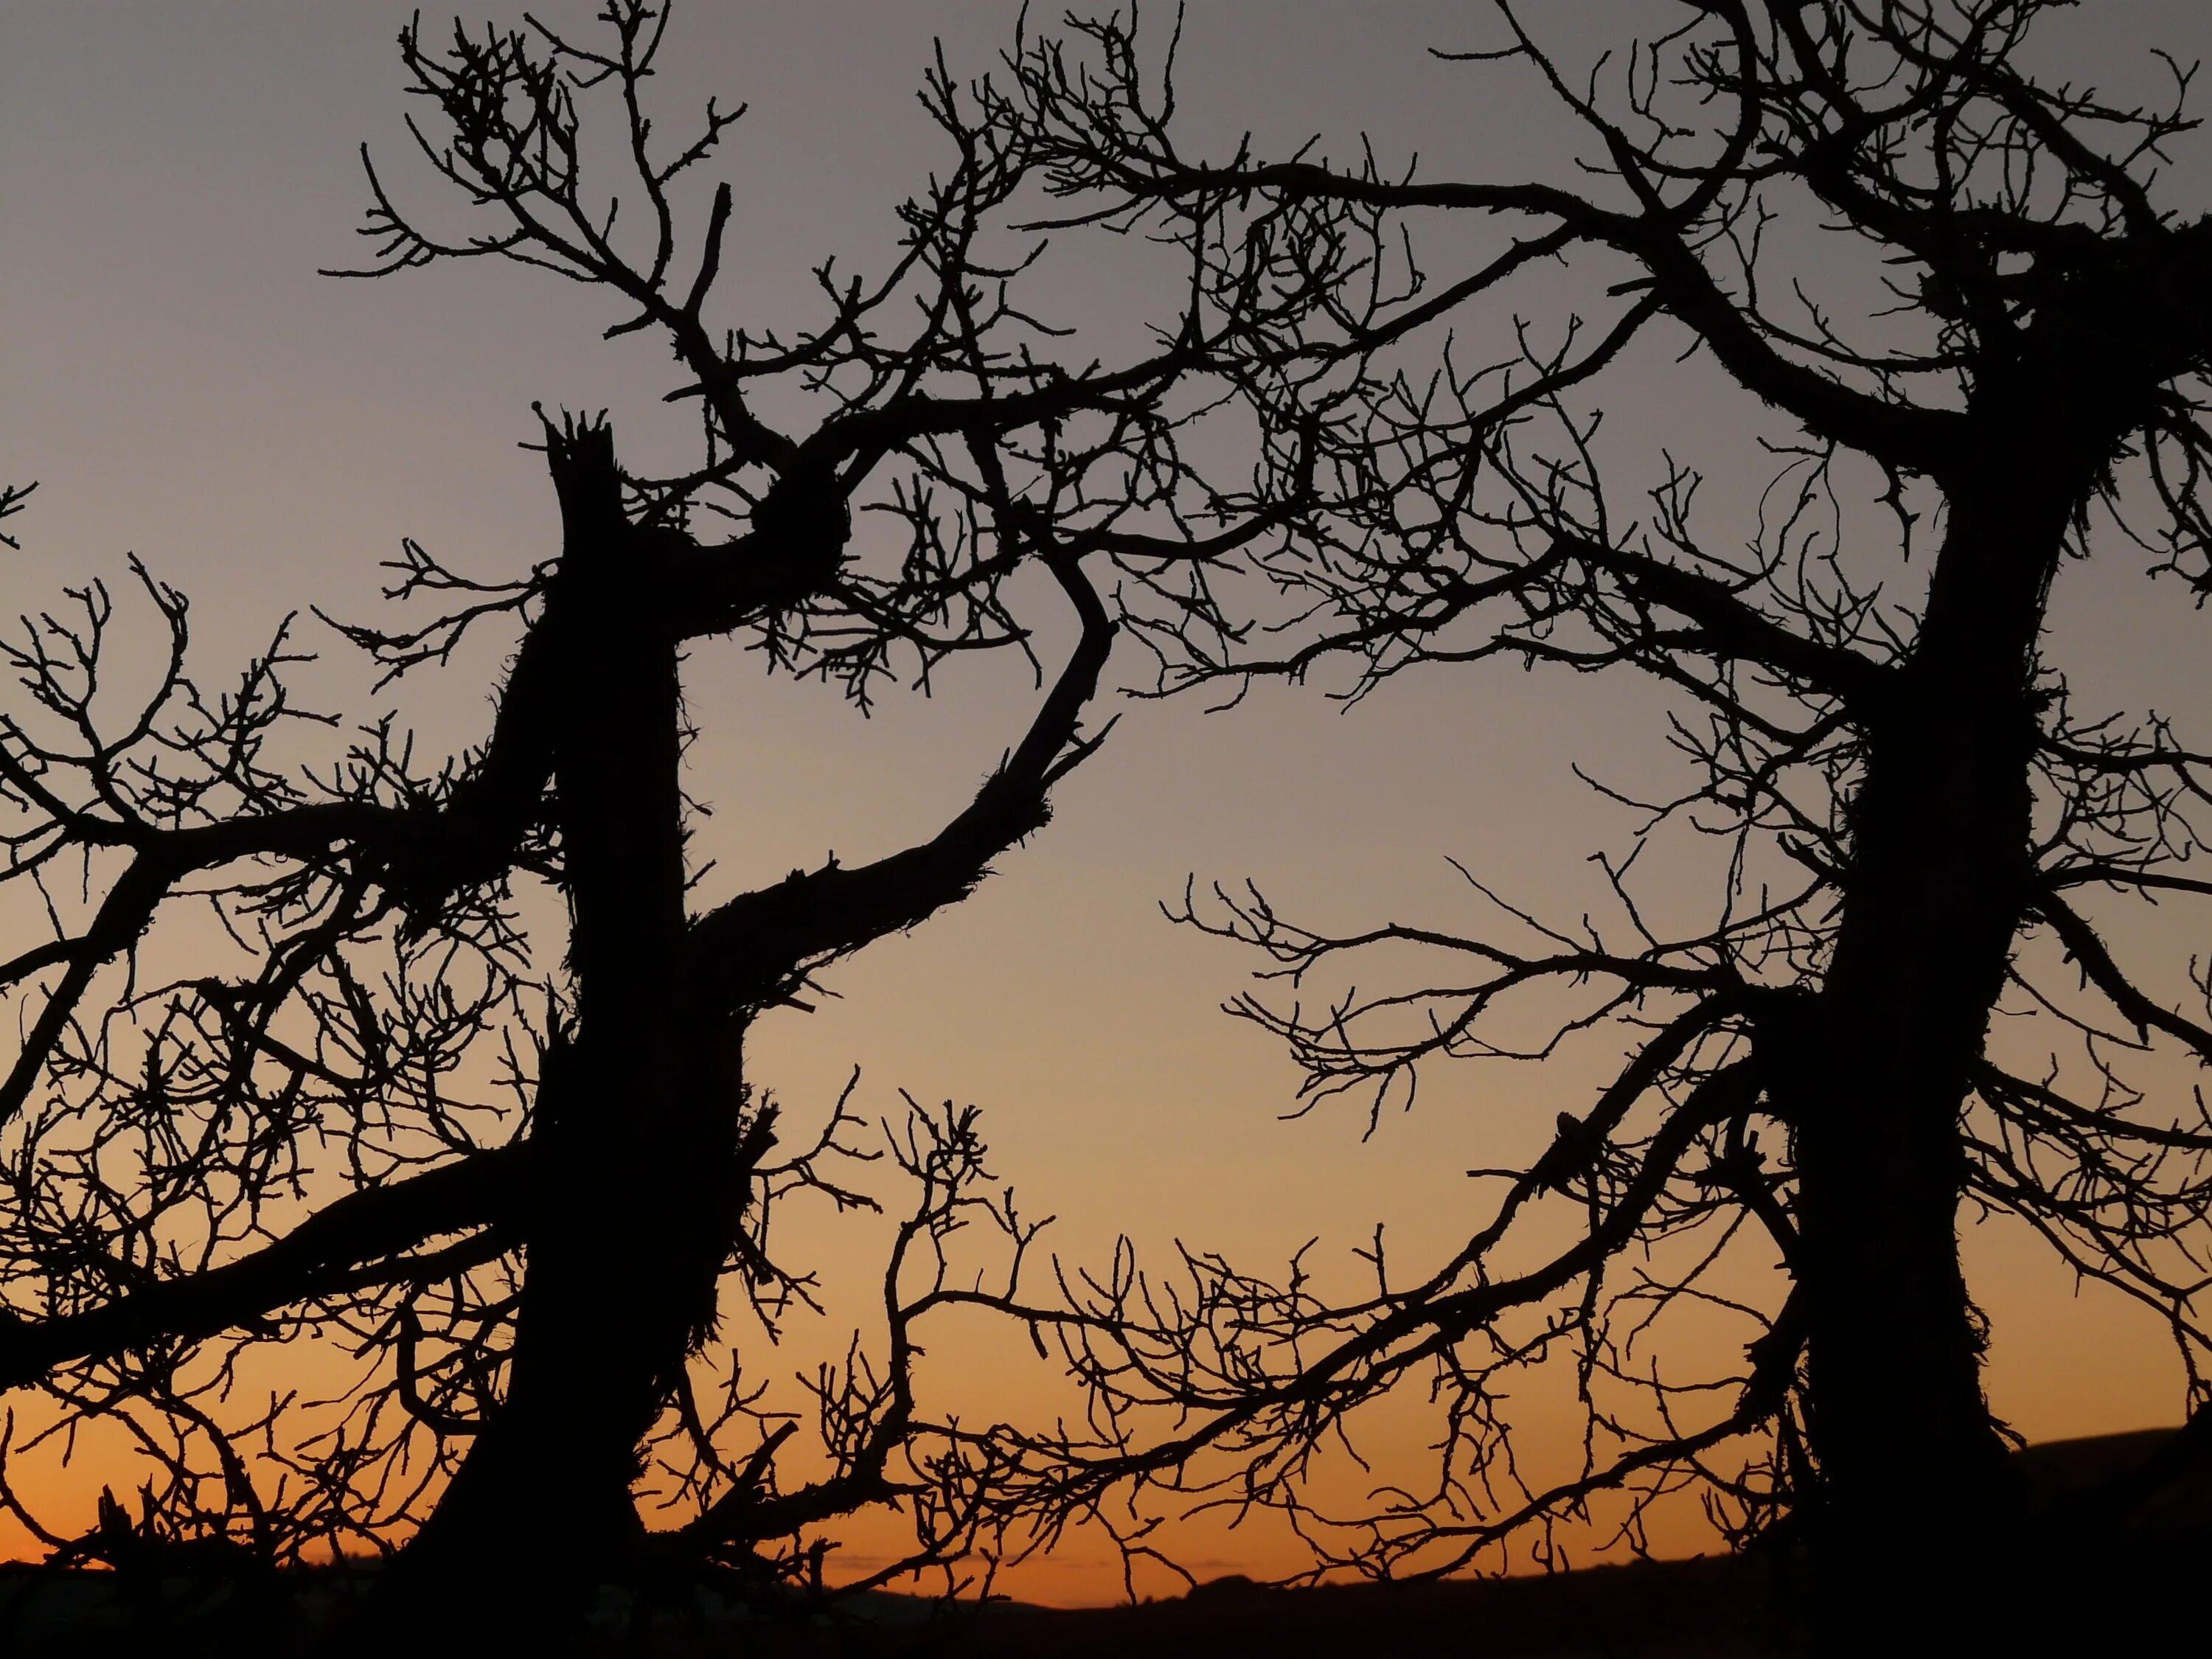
[
  {"xmin": 348, "ymin": 427, "xmax": 737, "ymax": 1651},
  {"xmin": 1785, "ymin": 457, "xmax": 2084, "ymax": 1653}
]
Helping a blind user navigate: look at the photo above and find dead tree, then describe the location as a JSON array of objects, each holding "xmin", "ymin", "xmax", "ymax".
[
  {"xmin": 962, "ymin": 3, "xmax": 2212, "ymax": 1649},
  {"xmin": 0, "ymin": 4, "xmax": 1291, "ymax": 1644}
]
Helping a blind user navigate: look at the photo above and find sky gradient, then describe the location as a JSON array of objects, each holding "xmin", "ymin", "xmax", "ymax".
[{"xmin": 4, "ymin": 0, "xmax": 2211, "ymax": 1601}]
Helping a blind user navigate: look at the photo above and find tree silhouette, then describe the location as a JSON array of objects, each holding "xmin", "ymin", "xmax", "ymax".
[
  {"xmin": 960, "ymin": 3, "xmax": 2212, "ymax": 1649},
  {"xmin": 0, "ymin": 4, "xmax": 1275, "ymax": 1646}
]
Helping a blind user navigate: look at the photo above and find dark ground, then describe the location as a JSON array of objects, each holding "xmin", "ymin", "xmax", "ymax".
[{"xmin": 2, "ymin": 1430, "xmax": 2202, "ymax": 1658}]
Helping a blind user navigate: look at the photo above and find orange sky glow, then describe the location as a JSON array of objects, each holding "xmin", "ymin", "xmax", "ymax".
[{"xmin": 3, "ymin": 0, "xmax": 2208, "ymax": 1606}]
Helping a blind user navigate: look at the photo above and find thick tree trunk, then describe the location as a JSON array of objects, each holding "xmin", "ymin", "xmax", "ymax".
[
  {"xmin": 1786, "ymin": 459, "xmax": 2082, "ymax": 1652},
  {"xmin": 348, "ymin": 428, "xmax": 739, "ymax": 1651}
]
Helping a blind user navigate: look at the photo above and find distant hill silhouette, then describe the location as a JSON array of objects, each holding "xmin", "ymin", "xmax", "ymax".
[
  {"xmin": 1, "ymin": 1426, "xmax": 2203, "ymax": 1658},
  {"xmin": 2014, "ymin": 1423, "xmax": 2212, "ymax": 1528}
]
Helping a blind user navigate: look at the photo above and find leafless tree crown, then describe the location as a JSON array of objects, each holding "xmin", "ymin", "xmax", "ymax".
[{"xmin": 897, "ymin": 2, "xmax": 2212, "ymax": 1633}]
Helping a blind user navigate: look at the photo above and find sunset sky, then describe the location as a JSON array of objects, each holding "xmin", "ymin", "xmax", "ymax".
[{"xmin": 4, "ymin": 0, "xmax": 2210, "ymax": 1603}]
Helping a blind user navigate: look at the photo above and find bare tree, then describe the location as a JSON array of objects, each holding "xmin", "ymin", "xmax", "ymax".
[
  {"xmin": 954, "ymin": 3, "xmax": 2212, "ymax": 1649},
  {"xmin": 0, "ymin": 4, "xmax": 1287, "ymax": 1646}
]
